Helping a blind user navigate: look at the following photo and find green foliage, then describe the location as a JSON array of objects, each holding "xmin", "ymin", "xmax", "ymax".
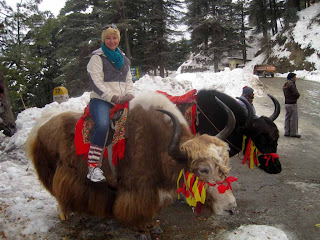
[
  {"xmin": 168, "ymin": 38, "xmax": 192, "ymax": 71},
  {"xmin": 0, "ymin": 0, "xmax": 62, "ymax": 114},
  {"xmin": 2, "ymin": 0, "xmax": 316, "ymax": 117},
  {"xmin": 283, "ymin": 7, "xmax": 299, "ymax": 26},
  {"xmin": 276, "ymin": 34, "xmax": 288, "ymax": 46},
  {"xmin": 184, "ymin": 0, "xmax": 247, "ymax": 71}
]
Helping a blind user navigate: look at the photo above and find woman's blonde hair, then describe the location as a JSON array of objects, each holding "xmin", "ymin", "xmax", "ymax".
[{"xmin": 101, "ymin": 25, "xmax": 120, "ymax": 42}]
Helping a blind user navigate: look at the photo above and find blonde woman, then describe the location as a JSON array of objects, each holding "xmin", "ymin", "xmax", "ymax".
[{"xmin": 86, "ymin": 24, "xmax": 134, "ymax": 182}]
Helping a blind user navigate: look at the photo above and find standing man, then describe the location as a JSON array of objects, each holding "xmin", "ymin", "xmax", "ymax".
[{"xmin": 283, "ymin": 72, "xmax": 301, "ymax": 138}]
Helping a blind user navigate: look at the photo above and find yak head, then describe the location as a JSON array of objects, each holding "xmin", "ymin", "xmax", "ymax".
[
  {"xmin": 240, "ymin": 94, "xmax": 280, "ymax": 154},
  {"xmin": 158, "ymin": 97, "xmax": 237, "ymax": 215},
  {"xmin": 249, "ymin": 116, "xmax": 279, "ymax": 154},
  {"xmin": 239, "ymin": 94, "xmax": 282, "ymax": 174},
  {"xmin": 182, "ymin": 134, "xmax": 237, "ymax": 215}
]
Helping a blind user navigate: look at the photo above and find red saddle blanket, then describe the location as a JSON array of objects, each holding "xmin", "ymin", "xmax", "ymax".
[
  {"xmin": 74, "ymin": 102, "xmax": 128, "ymax": 166},
  {"xmin": 157, "ymin": 89, "xmax": 198, "ymax": 134}
]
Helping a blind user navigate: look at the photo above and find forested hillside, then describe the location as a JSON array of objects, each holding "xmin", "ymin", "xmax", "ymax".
[
  {"xmin": 260, "ymin": 3, "xmax": 320, "ymax": 73},
  {"xmin": 0, "ymin": 0, "xmax": 319, "ymax": 118}
]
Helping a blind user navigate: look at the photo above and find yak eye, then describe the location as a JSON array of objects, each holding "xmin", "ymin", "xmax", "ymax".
[{"xmin": 198, "ymin": 167, "xmax": 210, "ymax": 175}]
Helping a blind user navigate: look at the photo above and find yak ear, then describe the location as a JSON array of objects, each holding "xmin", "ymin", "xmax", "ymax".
[
  {"xmin": 267, "ymin": 94, "xmax": 280, "ymax": 121},
  {"xmin": 156, "ymin": 109, "xmax": 188, "ymax": 163},
  {"xmin": 215, "ymin": 97, "xmax": 236, "ymax": 140}
]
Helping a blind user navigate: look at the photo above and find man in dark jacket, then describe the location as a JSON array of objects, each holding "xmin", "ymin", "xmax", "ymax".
[
  {"xmin": 283, "ymin": 72, "xmax": 301, "ymax": 138},
  {"xmin": 237, "ymin": 86, "xmax": 259, "ymax": 119}
]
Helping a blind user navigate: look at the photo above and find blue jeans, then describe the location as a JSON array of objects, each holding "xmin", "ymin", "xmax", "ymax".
[{"xmin": 89, "ymin": 98, "xmax": 113, "ymax": 147}]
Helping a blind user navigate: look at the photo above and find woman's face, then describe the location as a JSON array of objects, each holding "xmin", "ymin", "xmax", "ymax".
[{"xmin": 104, "ymin": 33, "xmax": 119, "ymax": 51}]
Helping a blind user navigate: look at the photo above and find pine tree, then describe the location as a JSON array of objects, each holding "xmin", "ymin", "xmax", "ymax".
[
  {"xmin": 56, "ymin": 0, "xmax": 103, "ymax": 96},
  {"xmin": 169, "ymin": 38, "xmax": 192, "ymax": 71},
  {"xmin": 0, "ymin": 0, "xmax": 55, "ymax": 114},
  {"xmin": 185, "ymin": 0, "xmax": 244, "ymax": 72},
  {"xmin": 144, "ymin": 0, "xmax": 183, "ymax": 77}
]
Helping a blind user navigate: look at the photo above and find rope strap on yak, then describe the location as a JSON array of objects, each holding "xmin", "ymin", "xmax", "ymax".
[
  {"xmin": 177, "ymin": 169, "xmax": 238, "ymax": 207},
  {"xmin": 263, "ymin": 152, "xmax": 279, "ymax": 166}
]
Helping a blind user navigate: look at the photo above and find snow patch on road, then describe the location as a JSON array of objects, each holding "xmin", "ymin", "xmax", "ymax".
[{"xmin": 214, "ymin": 224, "xmax": 289, "ymax": 240}]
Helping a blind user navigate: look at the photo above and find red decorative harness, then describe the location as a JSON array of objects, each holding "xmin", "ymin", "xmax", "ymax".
[
  {"xmin": 74, "ymin": 102, "xmax": 129, "ymax": 166},
  {"xmin": 242, "ymin": 135, "xmax": 279, "ymax": 168}
]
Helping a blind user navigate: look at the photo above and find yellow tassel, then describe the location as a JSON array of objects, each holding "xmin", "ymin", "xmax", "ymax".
[
  {"xmin": 177, "ymin": 169, "xmax": 207, "ymax": 207},
  {"xmin": 250, "ymin": 141, "xmax": 257, "ymax": 169},
  {"xmin": 177, "ymin": 169, "xmax": 183, "ymax": 200},
  {"xmin": 200, "ymin": 185, "xmax": 206, "ymax": 204},
  {"xmin": 250, "ymin": 142, "xmax": 254, "ymax": 169}
]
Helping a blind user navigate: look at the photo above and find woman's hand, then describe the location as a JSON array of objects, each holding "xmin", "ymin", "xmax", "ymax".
[
  {"xmin": 111, "ymin": 95, "xmax": 121, "ymax": 104},
  {"xmin": 120, "ymin": 94, "xmax": 134, "ymax": 104}
]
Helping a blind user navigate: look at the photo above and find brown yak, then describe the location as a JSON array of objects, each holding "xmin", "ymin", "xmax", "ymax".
[{"xmin": 25, "ymin": 92, "xmax": 237, "ymax": 240}]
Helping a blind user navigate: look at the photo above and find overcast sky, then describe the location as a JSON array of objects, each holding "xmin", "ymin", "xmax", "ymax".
[{"xmin": 7, "ymin": 0, "xmax": 66, "ymax": 16}]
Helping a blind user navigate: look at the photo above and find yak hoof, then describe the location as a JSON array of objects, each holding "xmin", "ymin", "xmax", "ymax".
[
  {"xmin": 57, "ymin": 206, "xmax": 69, "ymax": 221},
  {"xmin": 135, "ymin": 233, "xmax": 151, "ymax": 240},
  {"xmin": 58, "ymin": 212, "xmax": 69, "ymax": 221},
  {"xmin": 134, "ymin": 226, "xmax": 152, "ymax": 240},
  {"xmin": 150, "ymin": 226, "xmax": 163, "ymax": 235},
  {"xmin": 147, "ymin": 219, "xmax": 163, "ymax": 235}
]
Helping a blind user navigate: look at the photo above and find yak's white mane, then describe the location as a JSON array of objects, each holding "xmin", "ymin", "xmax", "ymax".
[{"xmin": 129, "ymin": 92, "xmax": 189, "ymax": 127}]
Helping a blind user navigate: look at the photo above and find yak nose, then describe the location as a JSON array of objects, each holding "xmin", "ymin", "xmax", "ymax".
[{"xmin": 225, "ymin": 201, "xmax": 237, "ymax": 215}]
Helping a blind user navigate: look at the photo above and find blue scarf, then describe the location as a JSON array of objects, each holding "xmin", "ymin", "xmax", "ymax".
[
  {"xmin": 287, "ymin": 78, "xmax": 295, "ymax": 84},
  {"xmin": 101, "ymin": 43, "xmax": 124, "ymax": 70}
]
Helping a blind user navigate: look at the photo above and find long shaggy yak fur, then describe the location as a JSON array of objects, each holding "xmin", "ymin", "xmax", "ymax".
[{"xmin": 26, "ymin": 93, "xmax": 235, "ymax": 230}]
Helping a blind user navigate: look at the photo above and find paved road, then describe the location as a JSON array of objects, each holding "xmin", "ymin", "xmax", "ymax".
[
  {"xmin": 255, "ymin": 76, "xmax": 320, "ymax": 135},
  {"xmin": 40, "ymin": 77, "xmax": 320, "ymax": 240},
  {"xmin": 228, "ymin": 77, "xmax": 320, "ymax": 240},
  {"xmin": 158, "ymin": 77, "xmax": 320, "ymax": 240}
]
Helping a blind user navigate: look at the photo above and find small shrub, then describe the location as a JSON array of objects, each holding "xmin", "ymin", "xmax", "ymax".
[
  {"xmin": 283, "ymin": 8, "xmax": 299, "ymax": 26},
  {"xmin": 276, "ymin": 35, "xmax": 287, "ymax": 46}
]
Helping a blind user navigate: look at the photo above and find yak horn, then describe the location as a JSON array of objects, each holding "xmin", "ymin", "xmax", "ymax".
[
  {"xmin": 215, "ymin": 97, "xmax": 236, "ymax": 140},
  {"xmin": 267, "ymin": 94, "xmax": 280, "ymax": 121},
  {"xmin": 156, "ymin": 109, "xmax": 187, "ymax": 162},
  {"xmin": 236, "ymin": 96, "xmax": 253, "ymax": 127}
]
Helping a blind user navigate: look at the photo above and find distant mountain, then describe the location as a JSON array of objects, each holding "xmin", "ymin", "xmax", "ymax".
[
  {"xmin": 179, "ymin": 3, "xmax": 320, "ymax": 74},
  {"xmin": 252, "ymin": 2, "xmax": 320, "ymax": 73}
]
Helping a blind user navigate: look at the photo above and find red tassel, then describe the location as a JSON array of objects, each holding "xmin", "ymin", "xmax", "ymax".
[
  {"xmin": 112, "ymin": 139, "xmax": 126, "ymax": 166},
  {"xmin": 190, "ymin": 103, "xmax": 197, "ymax": 134},
  {"xmin": 196, "ymin": 202, "xmax": 202, "ymax": 214},
  {"xmin": 242, "ymin": 138, "xmax": 252, "ymax": 166},
  {"xmin": 74, "ymin": 106, "xmax": 91, "ymax": 156},
  {"xmin": 189, "ymin": 174, "xmax": 196, "ymax": 197},
  {"xmin": 198, "ymin": 182, "xmax": 205, "ymax": 195}
]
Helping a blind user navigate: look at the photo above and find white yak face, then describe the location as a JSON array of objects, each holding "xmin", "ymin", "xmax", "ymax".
[{"xmin": 181, "ymin": 134, "xmax": 237, "ymax": 215}]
